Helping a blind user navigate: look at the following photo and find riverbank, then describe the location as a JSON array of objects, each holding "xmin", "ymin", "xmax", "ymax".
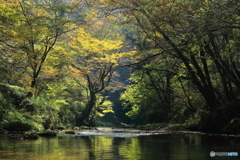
[
  {"xmin": 137, "ymin": 123, "xmax": 240, "ymax": 136},
  {"xmin": 0, "ymin": 129, "xmax": 58, "ymax": 139},
  {"xmin": 136, "ymin": 123, "xmax": 190, "ymax": 133},
  {"xmin": 1, "ymin": 123, "xmax": 239, "ymax": 139},
  {"xmin": 0, "ymin": 132, "xmax": 39, "ymax": 139}
]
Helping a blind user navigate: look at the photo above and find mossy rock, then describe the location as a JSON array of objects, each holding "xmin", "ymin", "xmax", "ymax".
[
  {"xmin": 65, "ymin": 130, "xmax": 75, "ymax": 134},
  {"xmin": 23, "ymin": 133, "xmax": 39, "ymax": 140},
  {"xmin": 198, "ymin": 112, "xmax": 222, "ymax": 133},
  {"xmin": 187, "ymin": 124, "xmax": 199, "ymax": 131},
  {"xmin": 198, "ymin": 104, "xmax": 240, "ymax": 133},
  {"xmin": 222, "ymin": 118, "xmax": 240, "ymax": 134},
  {"xmin": 57, "ymin": 127, "xmax": 65, "ymax": 130},
  {"xmin": 79, "ymin": 126, "xmax": 94, "ymax": 129},
  {"xmin": 0, "ymin": 128, "xmax": 8, "ymax": 134},
  {"xmin": 38, "ymin": 131, "xmax": 57, "ymax": 137}
]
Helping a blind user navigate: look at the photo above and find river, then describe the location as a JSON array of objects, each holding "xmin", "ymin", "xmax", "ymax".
[{"xmin": 0, "ymin": 128, "xmax": 240, "ymax": 160}]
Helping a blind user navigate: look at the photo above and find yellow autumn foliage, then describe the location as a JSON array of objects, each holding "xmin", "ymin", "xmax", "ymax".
[{"xmin": 69, "ymin": 28, "xmax": 124, "ymax": 65}]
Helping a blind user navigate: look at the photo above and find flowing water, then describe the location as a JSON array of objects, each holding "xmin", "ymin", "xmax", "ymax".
[{"xmin": 0, "ymin": 128, "xmax": 240, "ymax": 160}]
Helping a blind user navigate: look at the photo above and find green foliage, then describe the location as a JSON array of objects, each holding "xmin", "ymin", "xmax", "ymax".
[
  {"xmin": 1, "ymin": 0, "xmax": 240, "ymax": 132},
  {"xmin": 0, "ymin": 83, "xmax": 40, "ymax": 130},
  {"xmin": 0, "ymin": 83, "xmax": 67, "ymax": 131},
  {"xmin": 184, "ymin": 114, "xmax": 201, "ymax": 126},
  {"xmin": 0, "ymin": 92, "xmax": 12, "ymax": 120},
  {"xmin": 95, "ymin": 95, "xmax": 114, "ymax": 117},
  {"xmin": 0, "ymin": 83, "xmax": 27, "ymax": 107},
  {"xmin": 1, "ymin": 121, "xmax": 33, "ymax": 131},
  {"xmin": 0, "ymin": 109, "xmax": 43, "ymax": 131},
  {"xmin": 120, "ymin": 67, "xmax": 171, "ymax": 123},
  {"xmin": 117, "ymin": 0, "xmax": 240, "ymax": 128}
]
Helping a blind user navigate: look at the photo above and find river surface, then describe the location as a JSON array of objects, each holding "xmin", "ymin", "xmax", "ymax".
[{"xmin": 0, "ymin": 128, "xmax": 240, "ymax": 160}]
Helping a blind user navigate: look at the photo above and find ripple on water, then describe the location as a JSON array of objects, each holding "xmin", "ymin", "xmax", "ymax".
[{"xmin": 74, "ymin": 128, "xmax": 167, "ymax": 137}]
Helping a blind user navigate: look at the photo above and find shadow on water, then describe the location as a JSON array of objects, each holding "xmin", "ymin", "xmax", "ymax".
[{"xmin": 0, "ymin": 128, "xmax": 240, "ymax": 160}]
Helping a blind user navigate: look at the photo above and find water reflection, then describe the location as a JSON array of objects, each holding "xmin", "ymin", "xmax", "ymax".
[{"xmin": 0, "ymin": 129, "xmax": 240, "ymax": 160}]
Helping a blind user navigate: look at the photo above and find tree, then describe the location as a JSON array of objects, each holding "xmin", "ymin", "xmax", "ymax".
[
  {"xmin": 113, "ymin": 0, "xmax": 240, "ymax": 109},
  {"xmin": 108, "ymin": 0, "xmax": 240, "ymax": 128},
  {"xmin": 0, "ymin": 0, "xmax": 23, "ymax": 84},
  {"xmin": 67, "ymin": 18, "xmax": 137, "ymax": 125},
  {"xmin": 68, "ymin": 28, "xmax": 117, "ymax": 125},
  {"xmin": 0, "ymin": 0, "xmax": 82, "ymax": 96},
  {"xmin": 0, "ymin": 0, "xmax": 87, "ymax": 129}
]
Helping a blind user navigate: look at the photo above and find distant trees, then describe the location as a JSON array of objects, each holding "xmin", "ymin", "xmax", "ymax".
[{"xmin": 67, "ymin": 13, "xmax": 136, "ymax": 125}]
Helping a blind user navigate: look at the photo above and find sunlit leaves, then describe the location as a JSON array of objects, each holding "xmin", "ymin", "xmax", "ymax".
[
  {"xmin": 70, "ymin": 27, "xmax": 123, "ymax": 57},
  {"xmin": 96, "ymin": 97, "xmax": 114, "ymax": 117}
]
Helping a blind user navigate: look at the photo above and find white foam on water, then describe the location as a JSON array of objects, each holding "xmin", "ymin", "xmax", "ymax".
[{"xmin": 74, "ymin": 128, "xmax": 167, "ymax": 137}]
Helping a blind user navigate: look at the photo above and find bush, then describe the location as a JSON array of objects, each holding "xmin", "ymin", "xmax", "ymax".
[
  {"xmin": 2, "ymin": 121, "xmax": 33, "ymax": 131},
  {"xmin": 0, "ymin": 83, "xmax": 27, "ymax": 108}
]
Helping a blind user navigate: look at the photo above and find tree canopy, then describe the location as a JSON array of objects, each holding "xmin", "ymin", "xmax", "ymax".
[{"xmin": 1, "ymin": 0, "xmax": 240, "ymax": 133}]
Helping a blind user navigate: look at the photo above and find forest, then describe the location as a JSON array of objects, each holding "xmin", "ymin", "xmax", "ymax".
[{"xmin": 0, "ymin": 0, "xmax": 240, "ymax": 134}]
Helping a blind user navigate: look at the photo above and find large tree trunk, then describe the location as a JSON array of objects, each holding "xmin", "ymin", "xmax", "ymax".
[{"xmin": 76, "ymin": 91, "xmax": 96, "ymax": 126}]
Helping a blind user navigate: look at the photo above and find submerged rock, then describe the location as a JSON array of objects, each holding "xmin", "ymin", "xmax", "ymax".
[
  {"xmin": 65, "ymin": 130, "xmax": 75, "ymax": 134},
  {"xmin": 38, "ymin": 131, "xmax": 57, "ymax": 137},
  {"xmin": 23, "ymin": 133, "xmax": 39, "ymax": 140}
]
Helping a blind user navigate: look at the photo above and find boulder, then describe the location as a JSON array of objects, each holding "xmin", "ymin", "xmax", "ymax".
[
  {"xmin": 23, "ymin": 133, "xmax": 39, "ymax": 140},
  {"xmin": 222, "ymin": 118, "xmax": 240, "ymax": 134},
  {"xmin": 198, "ymin": 103, "xmax": 240, "ymax": 134},
  {"xmin": 65, "ymin": 130, "xmax": 75, "ymax": 134},
  {"xmin": 38, "ymin": 131, "xmax": 57, "ymax": 137}
]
